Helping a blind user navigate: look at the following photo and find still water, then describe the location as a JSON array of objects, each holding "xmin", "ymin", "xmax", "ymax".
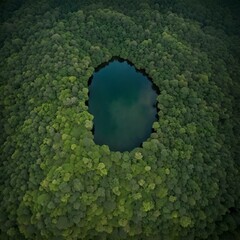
[{"xmin": 88, "ymin": 59, "xmax": 158, "ymax": 151}]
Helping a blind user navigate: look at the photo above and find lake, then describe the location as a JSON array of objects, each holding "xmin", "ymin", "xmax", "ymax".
[{"xmin": 88, "ymin": 59, "xmax": 158, "ymax": 152}]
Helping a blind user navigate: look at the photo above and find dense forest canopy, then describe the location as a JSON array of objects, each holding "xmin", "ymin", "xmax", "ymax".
[{"xmin": 0, "ymin": 0, "xmax": 240, "ymax": 239}]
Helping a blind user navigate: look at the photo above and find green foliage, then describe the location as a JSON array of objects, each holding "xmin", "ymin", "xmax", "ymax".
[
  {"xmin": 0, "ymin": 0, "xmax": 240, "ymax": 239},
  {"xmin": 180, "ymin": 216, "xmax": 192, "ymax": 228}
]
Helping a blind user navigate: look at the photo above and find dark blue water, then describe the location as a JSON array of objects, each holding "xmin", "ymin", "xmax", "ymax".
[{"xmin": 88, "ymin": 60, "xmax": 158, "ymax": 152}]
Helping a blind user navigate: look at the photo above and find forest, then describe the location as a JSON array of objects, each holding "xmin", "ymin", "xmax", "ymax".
[{"xmin": 0, "ymin": 0, "xmax": 240, "ymax": 239}]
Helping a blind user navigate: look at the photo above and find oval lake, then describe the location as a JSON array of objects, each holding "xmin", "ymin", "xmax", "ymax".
[{"xmin": 88, "ymin": 59, "xmax": 158, "ymax": 152}]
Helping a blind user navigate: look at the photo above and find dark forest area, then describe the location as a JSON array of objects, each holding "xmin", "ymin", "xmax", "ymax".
[{"xmin": 0, "ymin": 0, "xmax": 240, "ymax": 239}]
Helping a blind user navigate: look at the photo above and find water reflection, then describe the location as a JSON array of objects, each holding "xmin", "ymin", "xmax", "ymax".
[{"xmin": 88, "ymin": 59, "xmax": 158, "ymax": 151}]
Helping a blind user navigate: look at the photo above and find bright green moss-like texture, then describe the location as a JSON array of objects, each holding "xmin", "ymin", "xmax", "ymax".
[{"xmin": 0, "ymin": 0, "xmax": 240, "ymax": 239}]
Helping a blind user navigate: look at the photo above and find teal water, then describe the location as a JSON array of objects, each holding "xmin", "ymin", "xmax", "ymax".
[{"xmin": 88, "ymin": 59, "xmax": 158, "ymax": 152}]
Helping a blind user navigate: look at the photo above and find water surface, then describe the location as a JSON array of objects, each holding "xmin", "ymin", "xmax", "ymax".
[{"xmin": 88, "ymin": 59, "xmax": 158, "ymax": 151}]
